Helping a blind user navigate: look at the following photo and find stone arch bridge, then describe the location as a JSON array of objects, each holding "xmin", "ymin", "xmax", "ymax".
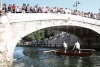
[{"xmin": 0, "ymin": 13, "xmax": 100, "ymax": 66}]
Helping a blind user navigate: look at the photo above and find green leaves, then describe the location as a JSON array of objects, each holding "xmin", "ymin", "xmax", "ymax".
[{"xmin": 22, "ymin": 30, "xmax": 54, "ymax": 41}]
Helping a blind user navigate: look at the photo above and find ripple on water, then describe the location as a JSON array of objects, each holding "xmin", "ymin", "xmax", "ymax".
[{"xmin": 12, "ymin": 47, "xmax": 100, "ymax": 67}]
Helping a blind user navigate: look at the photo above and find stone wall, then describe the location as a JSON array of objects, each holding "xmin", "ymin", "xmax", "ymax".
[{"xmin": 47, "ymin": 31, "xmax": 100, "ymax": 48}]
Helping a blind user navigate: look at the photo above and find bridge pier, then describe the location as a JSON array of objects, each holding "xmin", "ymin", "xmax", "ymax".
[
  {"xmin": 0, "ymin": 24, "xmax": 14, "ymax": 67},
  {"xmin": 0, "ymin": 52, "xmax": 13, "ymax": 67}
]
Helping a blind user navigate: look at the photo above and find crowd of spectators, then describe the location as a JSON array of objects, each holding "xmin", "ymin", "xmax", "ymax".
[{"xmin": 0, "ymin": 3, "xmax": 100, "ymax": 20}]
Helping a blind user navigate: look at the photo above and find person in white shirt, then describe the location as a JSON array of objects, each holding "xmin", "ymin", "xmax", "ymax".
[
  {"xmin": 63, "ymin": 41, "xmax": 68, "ymax": 53},
  {"xmin": 72, "ymin": 41, "xmax": 81, "ymax": 53},
  {"xmin": 65, "ymin": 8, "xmax": 69, "ymax": 14}
]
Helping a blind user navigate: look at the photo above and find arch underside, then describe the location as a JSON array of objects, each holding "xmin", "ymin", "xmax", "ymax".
[
  {"xmin": 13, "ymin": 21, "xmax": 100, "ymax": 39},
  {"xmin": 43, "ymin": 25, "xmax": 99, "ymax": 38},
  {"xmin": 11, "ymin": 20, "xmax": 100, "ymax": 47}
]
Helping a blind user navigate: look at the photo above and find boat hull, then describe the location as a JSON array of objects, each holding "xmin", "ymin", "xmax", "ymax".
[{"xmin": 55, "ymin": 50, "xmax": 93, "ymax": 57}]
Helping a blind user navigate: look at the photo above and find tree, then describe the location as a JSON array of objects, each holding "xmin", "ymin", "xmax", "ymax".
[
  {"xmin": 22, "ymin": 36, "xmax": 33, "ymax": 42},
  {"xmin": 22, "ymin": 30, "xmax": 54, "ymax": 42},
  {"xmin": 44, "ymin": 30, "xmax": 54, "ymax": 38}
]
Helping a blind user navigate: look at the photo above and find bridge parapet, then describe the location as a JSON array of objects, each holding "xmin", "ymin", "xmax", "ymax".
[{"xmin": 2, "ymin": 13, "xmax": 99, "ymax": 26}]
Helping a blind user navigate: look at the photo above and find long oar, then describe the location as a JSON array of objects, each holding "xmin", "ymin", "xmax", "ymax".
[
  {"xmin": 80, "ymin": 49, "xmax": 96, "ymax": 51},
  {"xmin": 44, "ymin": 50, "xmax": 57, "ymax": 53}
]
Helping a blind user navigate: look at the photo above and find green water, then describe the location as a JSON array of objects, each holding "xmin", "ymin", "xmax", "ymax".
[{"xmin": 12, "ymin": 47, "xmax": 100, "ymax": 67}]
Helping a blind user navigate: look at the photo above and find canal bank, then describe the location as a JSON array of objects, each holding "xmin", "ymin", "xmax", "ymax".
[{"xmin": 16, "ymin": 44, "xmax": 100, "ymax": 50}]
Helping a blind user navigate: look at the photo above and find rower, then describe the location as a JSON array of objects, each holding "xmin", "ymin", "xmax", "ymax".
[
  {"xmin": 63, "ymin": 41, "xmax": 68, "ymax": 53},
  {"xmin": 72, "ymin": 40, "xmax": 81, "ymax": 53}
]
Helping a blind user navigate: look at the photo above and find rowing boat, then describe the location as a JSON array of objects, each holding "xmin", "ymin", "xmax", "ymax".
[{"xmin": 52, "ymin": 49, "xmax": 95, "ymax": 57}]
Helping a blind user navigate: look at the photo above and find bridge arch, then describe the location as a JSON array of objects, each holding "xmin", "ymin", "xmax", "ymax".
[
  {"xmin": 11, "ymin": 18, "xmax": 100, "ymax": 48},
  {"xmin": 0, "ymin": 13, "xmax": 100, "ymax": 66}
]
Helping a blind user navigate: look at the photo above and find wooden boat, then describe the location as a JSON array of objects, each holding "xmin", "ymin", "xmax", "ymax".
[{"xmin": 52, "ymin": 49, "xmax": 95, "ymax": 57}]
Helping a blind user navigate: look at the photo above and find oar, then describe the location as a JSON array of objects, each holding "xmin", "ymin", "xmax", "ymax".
[
  {"xmin": 44, "ymin": 50, "xmax": 57, "ymax": 53},
  {"xmin": 80, "ymin": 49, "xmax": 96, "ymax": 51}
]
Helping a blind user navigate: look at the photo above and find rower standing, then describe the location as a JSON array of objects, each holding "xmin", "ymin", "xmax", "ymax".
[
  {"xmin": 63, "ymin": 41, "xmax": 68, "ymax": 53},
  {"xmin": 72, "ymin": 41, "xmax": 81, "ymax": 53}
]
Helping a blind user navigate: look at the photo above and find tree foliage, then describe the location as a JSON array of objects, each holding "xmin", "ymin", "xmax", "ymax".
[{"xmin": 22, "ymin": 30, "xmax": 54, "ymax": 41}]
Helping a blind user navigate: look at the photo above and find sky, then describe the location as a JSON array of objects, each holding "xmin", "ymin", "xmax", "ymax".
[{"xmin": 2, "ymin": 0, "xmax": 100, "ymax": 13}]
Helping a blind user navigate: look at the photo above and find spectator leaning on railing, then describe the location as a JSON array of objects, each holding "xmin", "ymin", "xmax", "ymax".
[
  {"xmin": 0, "ymin": 8, "xmax": 3, "ymax": 16},
  {"xmin": 1, "ymin": 3, "xmax": 100, "ymax": 20},
  {"xmin": 2, "ymin": 3, "xmax": 7, "ymax": 14}
]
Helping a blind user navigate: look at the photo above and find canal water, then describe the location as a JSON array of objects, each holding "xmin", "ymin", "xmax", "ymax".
[{"xmin": 12, "ymin": 47, "xmax": 100, "ymax": 67}]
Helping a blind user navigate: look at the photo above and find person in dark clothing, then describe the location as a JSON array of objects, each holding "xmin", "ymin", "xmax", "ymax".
[
  {"xmin": 8, "ymin": 4, "xmax": 12, "ymax": 13},
  {"xmin": 0, "ymin": 8, "xmax": 3, "ymax": 16}
]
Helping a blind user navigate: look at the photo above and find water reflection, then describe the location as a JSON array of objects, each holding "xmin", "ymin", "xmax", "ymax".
[
  {"xmin": 13, "ymin": 47, "xmax": 100, "ymax": 67},
  {"xmin": 82, "ymin": 57, "xmax": 94, "ymax": 67},
  {"xmin": 23, "ymin": 48, "xmax": 39, "ymax": 59}
]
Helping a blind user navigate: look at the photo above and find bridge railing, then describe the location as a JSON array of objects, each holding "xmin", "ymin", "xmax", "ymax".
[{"xmin": 1, "ymin": 13, "xmax": 100, "ymax": 26}]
